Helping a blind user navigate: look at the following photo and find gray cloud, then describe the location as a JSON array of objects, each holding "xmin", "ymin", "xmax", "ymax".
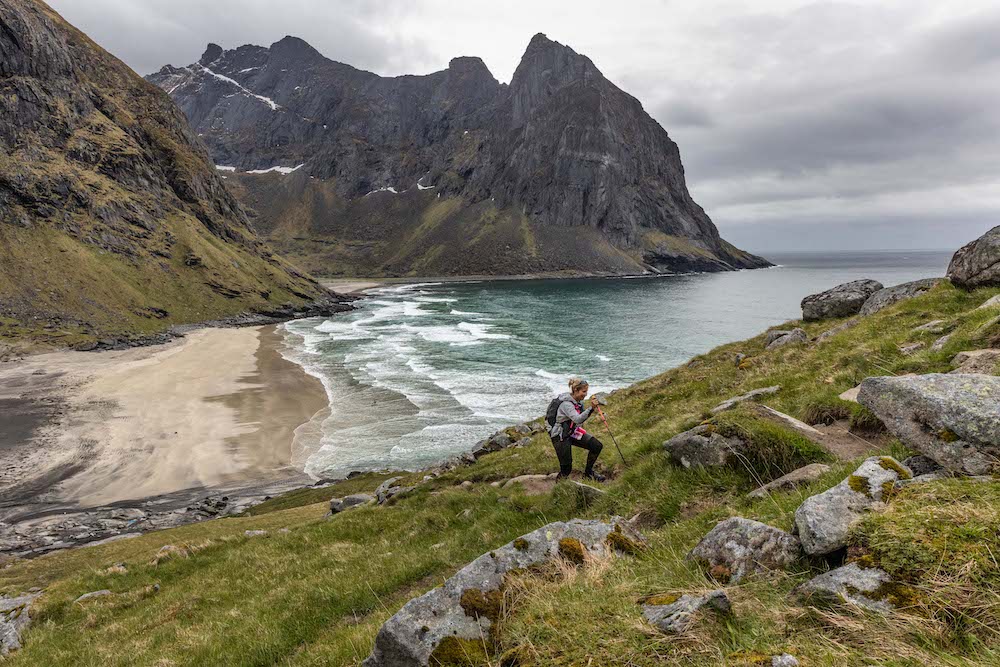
[{"xmin": 46, "ymin": 0, "xmax": 1000, "ymax": 252}]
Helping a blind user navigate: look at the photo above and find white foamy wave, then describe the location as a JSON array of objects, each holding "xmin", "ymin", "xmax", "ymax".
[
  {"xmin": 450, "ymin": 309, "xmax": 482, "ymax": 316},
  {"xmin": 414, "ymin": 296, "xmax": 458, "ymax": 303},
  {"xmin": 457, "ymin": 322, "xmax": 510, "ymax": 340},
  {"xmin": 596, "ymin": 354, "xmax": 611, "ymax": 362}
]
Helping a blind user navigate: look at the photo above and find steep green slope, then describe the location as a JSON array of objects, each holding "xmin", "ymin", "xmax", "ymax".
[
  {"xmin": 0, "ymin": 0, "xmax": 335, "ymax": 349},
  {"xmin": 1, "ymin": 282, "xmax": 998, "ymax": 665}
]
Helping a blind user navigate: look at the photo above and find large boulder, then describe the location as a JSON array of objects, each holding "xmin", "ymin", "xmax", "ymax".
[
  {"xmin": 801, "ymin": 279, "xmax": 884, "ymax": 321},
  {"xmin": 859, "ymin": 279, "xmax": 941, "ymax": 316},
  {"xmin": 662, "ymin": 425, "xmax": 743, "ymax": 468},
  {"xmin": 641, "ymin": 590, "xmax": 731, "ymax": 635},
  {"xmin": 858, "ymin": 374, "xmax": 1000, "ymax": 475},
  {"xmin": 688, "ymin": 517, "xmax": 801, "ymax": 583},
  {"xmin": 1, "ymin": 592, "xmax": 41, "ymax": 656},
  {"xmin": 793, "ymin": 457, "xmax": 912, "ymax": 556},
  {"xmin": 748, "ymin": 463, "xmax": 832, "ymax": 499},
  {"xmin": 948, "ymin": 225, "xmax": 1000, "ymax": 289},
  {"xmin": 796, "ymin": 562, "xmax": 913, "ymax": 612},
  {"xmin": 361, "ymin": 518, "xmax": 644, "ymax": 666}
]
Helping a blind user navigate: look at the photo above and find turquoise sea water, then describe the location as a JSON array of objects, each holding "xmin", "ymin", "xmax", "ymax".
[{"xmin": 281, "ymin": 250, "xmax": 952, "ymax": 478}]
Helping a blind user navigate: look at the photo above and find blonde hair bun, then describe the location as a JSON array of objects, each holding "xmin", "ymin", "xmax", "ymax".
[{"xmin": 568, "ymin": 377, "xmax": 589, "ymax": 393}]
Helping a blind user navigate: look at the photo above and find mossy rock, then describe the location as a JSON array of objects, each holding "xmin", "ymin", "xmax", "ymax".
[
  {"xmin": 459, "ymin": 588, "xmax": 503, "ymax": 623},
  {"xmin": 606, "ymin": 530, "xmax": 644, "ymax": 556},
  {"xmin": 558, "ymin": 537, "xmax": 586, "ymax": 565},
  {"xmin": 429, "ymin": 636, "xmax": 490, "ymax": 666},
  {"xmin": 878, "ymin": 456, "xmax": 913, "ymax": 479},
  {"xmin": 512, "ymin": 538, "xmax": 530, "ymax": 551},
  {"xmin": 848, "ymin": 474, "xmax": 872, "ymax": 497},
  {"xmin": 640, "ymin": 592, "xmax": 679, "ymax": 606}
]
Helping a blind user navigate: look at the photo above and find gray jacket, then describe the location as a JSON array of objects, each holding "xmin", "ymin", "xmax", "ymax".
[{"xmin": 548, "ymin": 392, "xmax": 593, "ymax": 439}]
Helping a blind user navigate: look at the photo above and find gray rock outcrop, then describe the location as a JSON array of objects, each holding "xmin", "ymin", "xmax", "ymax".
[
  {"xmin": 1, "ymin": 592, "xmax": 41, "ymax": 656},
  {"xmin": 641, "ymin": 590, "xmax": 731, "ymax": 635},
  {"xmin": 771, "ymin": 655, "xmax": 800, "ymax": 667},
  {"xmin": 711, "ymin": 386, "xmax": 782, "ymax": 414},
  {"xmin": 950, "ymin": 349, "xmax": 1000, "ymax": 374},
  {"xmin": 859, "ymin": 279, "xmax": 942, "ymax": 316},
  {"xmin": 361, "ymin": 518, "xmax": 643, "ymax": 666},
  {"xmin": 858, "ymin": 374, "xmax": 1000, "ymax": 475},
  {"xmin": 796, "ymin": 562, "xmax": 906, "ymax": 612},
  {"xmin": 688, "ymin": 518, "xmax": 801, "ymax": 583},
  {"xmin": 375, "ymin": 477, "xmax": 415, "ymax": 505},
  {"xmin": 801, "ymin": 279, "xmax": 884, "ymax": 321},
  {"xmin": 766, "ymin": 329, "xmax": 808, "ymax": 350},
  {"xmin": 794, "ymin": 457, "xmax": 912, "ymax": 555},
  {"xmin": 900, "ymin": 455, "xmax": 942, "ymax": 478},
  {"xmin": 748, "ymin": 463, "xmax": 832, "ymax": 499},
  {"xmin": 947, "ymin": 225, "xmax": 1000, "ymax": 289},
  {"xmin": 663, "ymin": 425, "xmax": 743, "ymax": 468},
  {"xmin": 330, "ymin": 494, "xmax": 375, "ymax": 514},
  {"xmin": 977, "ymin": 295, "xmax": 1000, "ymax": 310},
  {"xmin": 74, "ymin": 590, "xmax": 112, "ymax": 603}
]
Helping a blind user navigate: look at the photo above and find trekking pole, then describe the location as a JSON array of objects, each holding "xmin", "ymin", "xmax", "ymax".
[{"xmin": 595, "ymin": 405, "xmax": 628, "ymax": 466}]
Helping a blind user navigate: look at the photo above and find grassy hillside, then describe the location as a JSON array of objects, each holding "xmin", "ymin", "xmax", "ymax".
[
  {"xmin": 0, "ymin": 0, "xmax": 331, "ymax": 350},
  {"xmin": 2, "ymin": 282, "xmax": 998, "ymax": 665}
]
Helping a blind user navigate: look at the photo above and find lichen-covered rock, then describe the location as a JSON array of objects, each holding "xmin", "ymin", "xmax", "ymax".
[
  {"xmin": 1, "ymin": 592, "xmax": 41, "ymax": 656},
  {"xmin": 859, "ymin": 279, "xmax": 942, "ymax": 316},
  {"xmin": 361, "ymin": 518, "xmax": 643, "ymax": 666},
  {"xmin": 771, "ymin": 654, "xmax": 799, "ymax": 667},
  {"xmin": 950, "ymin": 349, "xmax": 1000, "ymax": 374},
  {"xmin": 330, "ymin": 493, "xmax": 375, "ymax": 513},
  {"xmin": 688, "ymin": 517, "xmax": 801, "ymax": 583},
  {"xmin": 793, "ymin": 457, "xmax": 912, "ymax": 555},
  {"xmin": 641, "ymin": 590, "xmax": 731, "ymax": 634},
  {"xmin": 711, "ymin": 385, "xmax": 782, "ymax": 414},
  {"xmin": 858, "ymin": 374, "xmax": 1000, "ymax": 475},
  {"xmin": 801, "ymin": 279, "xmax": 884, "ymax": 321},
  {"xmin": 948, "ymin": 225, "xmax": 1000, "ymax": 289},
  {"xmin": 766, "ymin": 329, "xmax": 808, "ymax": 350},
  {"xmin": 662, "ymin": 425, "xmax": 743, "ymax": 468},
  {"xmin": 748, "ymin": 463, "xmax": 832, "ymax": 499},
  {"xmin": 796, "ymin": 562, "xmax": 913, "ymax": 612}
]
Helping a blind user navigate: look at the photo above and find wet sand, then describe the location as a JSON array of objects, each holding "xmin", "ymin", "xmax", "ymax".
[{"xmin": 0, "ymin": 326, "xmax": 327, "ymax": 509}]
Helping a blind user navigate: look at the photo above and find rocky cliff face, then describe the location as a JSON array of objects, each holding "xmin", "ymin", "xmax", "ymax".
[
  {"xmin": 0, "ymin": 0, "xmax": 339, "ymax": 346},
  {"xmin": 148, "ymin": 34, "xmax": 769, "ymax": 278}
]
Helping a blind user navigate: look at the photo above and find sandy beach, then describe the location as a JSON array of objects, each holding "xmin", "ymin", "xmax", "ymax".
[{"xmin": 0, "ymin": 326, "xmax": 327, "ymax": 509}]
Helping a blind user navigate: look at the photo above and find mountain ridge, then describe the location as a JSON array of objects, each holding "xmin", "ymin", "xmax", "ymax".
[
  {"xmin": 148, "ymin": 33, "xmax": 770, "ymax": 278},
  {"xmin": 0, "ymin": 0, "xmax": 347, "ymax": 347}
]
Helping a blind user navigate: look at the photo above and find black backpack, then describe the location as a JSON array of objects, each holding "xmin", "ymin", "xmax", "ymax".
[{"xmin": 545, "ymin": 397, "xmax": 573, "ymax": 439}]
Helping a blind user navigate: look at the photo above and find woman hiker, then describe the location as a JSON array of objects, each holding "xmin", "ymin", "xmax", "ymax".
[{"xmin": 546, "ymin": 377, "xmax": 606, "ymax": 481}]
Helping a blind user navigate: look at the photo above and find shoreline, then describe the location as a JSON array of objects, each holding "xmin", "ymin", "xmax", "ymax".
[{"xmin": 0, "ymin": 326, "xmax": 327, "ymax": 513}]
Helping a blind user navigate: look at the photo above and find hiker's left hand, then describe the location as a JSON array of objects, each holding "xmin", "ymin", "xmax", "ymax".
[{"xmin": 590, "ymin": 397, "xmax": 599, "ymax": 408}]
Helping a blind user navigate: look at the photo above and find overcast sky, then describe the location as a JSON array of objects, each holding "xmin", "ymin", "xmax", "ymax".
[{"xmin": 49, "ymin": 0, "xmax": 1000, "ymax": 252}]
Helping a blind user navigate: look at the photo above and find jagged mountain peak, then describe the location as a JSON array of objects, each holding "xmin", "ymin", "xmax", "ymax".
[
  {"xmin": 148, "ymin": 31, "xmax": 770, "ymax": 278},
  {"xmin": 199, "ymin": 42, "xmax": 223, "ymax": 65}
]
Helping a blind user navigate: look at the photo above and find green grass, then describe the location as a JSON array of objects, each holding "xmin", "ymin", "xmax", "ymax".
[{"xmin": 2, "ymin": 283, "xmax": 999, "ymax": 665}]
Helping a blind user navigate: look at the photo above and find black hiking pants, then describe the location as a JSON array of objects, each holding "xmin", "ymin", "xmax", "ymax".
[{"xmin": 552, "ymin": 433, "xmax": 603, "ymax": 477}]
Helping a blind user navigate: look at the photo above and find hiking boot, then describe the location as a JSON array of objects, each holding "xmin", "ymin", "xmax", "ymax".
[{"xmin": 584, "ymin": 472, "xmax": 606, "ymax": 483}]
